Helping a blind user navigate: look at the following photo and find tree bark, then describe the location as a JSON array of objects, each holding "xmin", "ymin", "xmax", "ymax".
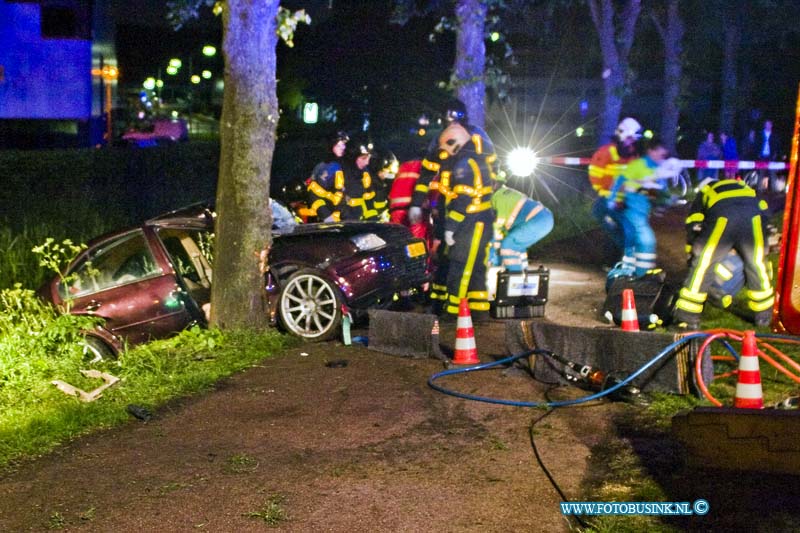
[
  {"xmin": 588, "ymin": 0, "xmax": 642, "ymax": 143},
  {"xmin": 210, "ymin": 0, "xmax": 279, "ymax": 329},
  {"xmin": 453, "ymin": 0, "xmax": 487, "ymax": 129},
  {"xmin": 654, "ymin": 0, "xmax": 684, "ymax": 153},
  {"xmin": 720, "ymin": 8, "xmax": 740, "ymax": 135}
]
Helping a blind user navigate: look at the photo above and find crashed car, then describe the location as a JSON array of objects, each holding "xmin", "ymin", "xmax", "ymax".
[{"xmin": 38, "ymin": 203, "xmax": 428, "ymax": 358}]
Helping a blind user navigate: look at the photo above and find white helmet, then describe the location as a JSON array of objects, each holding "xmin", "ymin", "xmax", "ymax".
[{"xmin": 615, "ymin": 117, "xmax": 642, "ymax": 141}]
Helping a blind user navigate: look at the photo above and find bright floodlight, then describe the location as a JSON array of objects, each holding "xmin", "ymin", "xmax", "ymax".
[{"xmin": 507, "ymin": 147, "xmax": 538, "ymax": 177}]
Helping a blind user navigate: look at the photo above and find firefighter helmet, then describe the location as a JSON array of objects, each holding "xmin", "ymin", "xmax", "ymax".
[
  {"xmin": 443, "ymin": 98, "xmax": 468, "ymax": 124},
  {"xmin": 375, "ymin": 150, "xmax": 399, "ymax": 178},
  {"xmin": 615, "ymin": 117, "xmax": 642, "ymax": 141},
  {"xmin": 438, "ymin": 122, "xmax": 471, "ymax": 157}
]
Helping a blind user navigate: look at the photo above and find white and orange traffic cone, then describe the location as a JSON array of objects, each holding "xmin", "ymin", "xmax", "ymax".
[
  {"xmin": 452, "ymin": 298, "xmax": 479, "ymax": 365},
  {"xmin": 620, "ymin": 288, "xmax": 639, "ymax": 332},
  {"xmin": 734, "ymin": 330, "xmax": 764, "ymax": 409}
]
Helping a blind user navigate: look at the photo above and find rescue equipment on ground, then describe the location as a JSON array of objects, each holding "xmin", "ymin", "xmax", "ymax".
[{"xmin": 491, "ymin": 266, "xmax": 549, "ymax": 319}]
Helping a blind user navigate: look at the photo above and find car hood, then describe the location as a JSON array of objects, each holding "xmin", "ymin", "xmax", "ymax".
[{"xmin": 279, "ymin": 222, "xmax": 412, "ymax": 240}]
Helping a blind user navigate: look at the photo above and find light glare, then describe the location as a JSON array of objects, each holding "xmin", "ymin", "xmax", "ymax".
[{"xmin": 507, "ymin": 147, "xmax": 538, "ymax": 177}]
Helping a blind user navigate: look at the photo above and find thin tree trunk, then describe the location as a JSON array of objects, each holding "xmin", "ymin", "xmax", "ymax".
[
  {"xmin": 655, "ymin": 0, "xmax": 683, "ymax": 153},
  {"xmin": 210, "ymin": 0, "xmax": 278, "ymax": 329},
  {"xmin": 588, "ymin": 0, "xmax": 641, "ymax": 143},
  {"xmin": 720, "ymin": 8, "xmax": 740, "ymax": 135},
  {"xmin": 454, "ymin": 0, "xmax": 487, "ymax": 129}
]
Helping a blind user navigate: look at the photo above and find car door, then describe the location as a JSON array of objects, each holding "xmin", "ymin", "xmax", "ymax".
[{"xmin": 59, "ymin": 229, "xmax": 196, "ymax": 344}]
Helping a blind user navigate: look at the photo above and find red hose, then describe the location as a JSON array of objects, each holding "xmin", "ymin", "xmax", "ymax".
[{"xmin": 694, "ymin": 329, "xmax": 800, "ymax": 406}]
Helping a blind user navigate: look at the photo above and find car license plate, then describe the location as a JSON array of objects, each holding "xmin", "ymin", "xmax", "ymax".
[
  {"xmin": 507, "ymin": 274, "xmax": 540, "ymax": 297},
  {"xmin": 406, "ymin": 242, "xmax": 426, "ymax": 258}
]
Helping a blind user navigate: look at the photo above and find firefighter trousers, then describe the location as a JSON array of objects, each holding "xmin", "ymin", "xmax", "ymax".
[
  {"xmin": 445, "ymin": 217, "xmax": 492, "ymax": 317},
  {"xmin": 674, "ymin": 213, "xmax": 774, "ymax": 323}
]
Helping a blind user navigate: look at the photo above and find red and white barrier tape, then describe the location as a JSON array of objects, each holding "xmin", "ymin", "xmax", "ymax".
[{"xmin": 538, "ymin": 157, "xmax": 788, "ymax": 170}]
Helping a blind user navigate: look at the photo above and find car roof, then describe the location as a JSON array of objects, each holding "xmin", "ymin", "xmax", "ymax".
[{"xmin": 146, "ymin": 202, "xmax": 215, "ymax": 229}]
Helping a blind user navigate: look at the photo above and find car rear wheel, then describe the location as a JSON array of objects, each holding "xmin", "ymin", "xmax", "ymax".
[
  {"xmin": 278, "ymin": 269, "xmax": 342, "ymax": 341},
  {"xmin": 82, "ymin": 335, "xmax": 115, "ymax": 363}
]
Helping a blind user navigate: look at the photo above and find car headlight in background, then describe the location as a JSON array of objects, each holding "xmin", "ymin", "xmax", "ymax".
[
  {"xmin": 350, "ymin": 233, "xmax": 386, "ymax": 251},
  {"xmin": 507, "ymin": 147, "xmax": 538, "ymax": 177}
]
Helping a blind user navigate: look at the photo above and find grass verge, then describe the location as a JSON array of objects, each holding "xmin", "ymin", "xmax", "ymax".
[{"xmin": 0, "ymin": 326, "xmax": 292, "ymax": 470}]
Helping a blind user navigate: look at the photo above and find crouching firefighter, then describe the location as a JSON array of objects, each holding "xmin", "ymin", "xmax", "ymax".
[
  {"xmin": 438, "ymin": 120, "xmax": 495, "ymax": 320},
  {"xmin": 489, "ymin": 174, "xmax": 554, "ymax": 271},
  {"xmin": 672, "ymin": 177, "xmax": 774, "ymax": 329}
]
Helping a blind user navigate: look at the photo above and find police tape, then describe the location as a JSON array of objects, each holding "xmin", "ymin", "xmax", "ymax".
[{"xmin": 539, "ymin": 157, "xmax": 788, "ymax": 170}]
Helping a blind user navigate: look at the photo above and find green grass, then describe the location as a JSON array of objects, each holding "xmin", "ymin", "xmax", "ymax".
[
  {"xmin": 245, "ymin": 494, "xmax": 289, "ymax": 526},
  {"xmin": 0, "ymin": 324, "xmax": 292, "ymax": 470}
]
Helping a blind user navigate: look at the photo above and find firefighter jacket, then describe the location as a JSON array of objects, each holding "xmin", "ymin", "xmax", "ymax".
[
  {"xmin": 588, "ymin": 142, "xmax": 635, "ymax": 201},
  {"xmin": 306, "ymin": 160, "xmax": 344, "ymax": 221},
  {"xmin": 371, "ymin": 177, "xmax": 390, "ymax": 221},
  {"xmin": 685, "ymin": 178, "xmax": 770, "ymax": 250},
  {"xmin": 411, "ymin": 125, "xmax": 497, "ymax": 208},
  {"xmin": 340, "ymin": 163, "xmax": 377, "ymax": 221},
  {"xmin": 439, "ymin": 146, "xmax": 494, "ymax": 236}
]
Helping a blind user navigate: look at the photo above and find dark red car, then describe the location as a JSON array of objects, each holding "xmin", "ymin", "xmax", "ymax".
[{"xmin": 38, "ymin": 204, "xmax": 428, "ymax": 358}]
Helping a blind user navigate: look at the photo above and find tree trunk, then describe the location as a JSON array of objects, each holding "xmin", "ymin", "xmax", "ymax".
[
  {"xmin": 588, "ymin": 0, "xmax": 642, "ymax": 143},
  {"xmin": 453, "ymin": 0, "xmax": 487, "ymax": 129},
  {"xmin": 720, "ymin": 8, "xmax": 740, "ymax": 135},
  {"xmin": 659, "ymin": 0, "xmax": 684, "ymax": 153},
  {"xmin": 210, "ymin": 0, "xmax": 279, "ymax": 330}
]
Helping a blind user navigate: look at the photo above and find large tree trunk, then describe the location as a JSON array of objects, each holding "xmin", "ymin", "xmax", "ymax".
[
  {"xmin": 210, "ymin": 0, "xmax": 279, "ymax": 329},
  {"xmin": 655, "ymin": 0, "xmax": 684, "ymax": 153},
  {"xmin": 453, "ymin": 0, "xmax": 487, "ymax": 129},
  {"xmin": 720, "ymin": 8, "xmax": 740, "ymax": 135},
  {"xmin": 588, "ymin": 0, "xmax": 642, "ymax": 143}
]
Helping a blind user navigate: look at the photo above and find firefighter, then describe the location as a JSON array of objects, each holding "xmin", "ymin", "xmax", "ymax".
[
  {"xmin": 370, "ymin": 150, "xmax": 398, "ymax": 221},
  {"xmin": 438, "ymin": 120, "xmax": 495, "ymax": 320},
  {"xmin": 407, "ymin": 99, "xmax": 497, "ymax": 226},
  {"xmin": 606, "ymin": 138, "xmax": 669, "ymax": 278},
  {"xmin": 588, "ymin": 117, "xmax": 642, "ymax": 263},
  {"xmin": 306, "ymin": 131, "xmax": 349, "ymax": 222},
  {"xmin": 489, "ymin": 174, "xmax": 554, "ymax": 272},
  {"xmin": 340, "ymin": 141, "xmax": 377, "ymax": 221},
  {"xmin": 672, "ymin": 177, "xmax": 774, "ymax": 329}
]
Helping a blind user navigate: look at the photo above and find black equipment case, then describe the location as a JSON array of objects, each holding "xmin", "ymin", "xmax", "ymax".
[
  {"xmin": 602, "ymin": 270, "xmax": 675, "ymax": 329},
  {"xmin": 491, "ymin": 266, "xmax": 550, "ymax": 319}
]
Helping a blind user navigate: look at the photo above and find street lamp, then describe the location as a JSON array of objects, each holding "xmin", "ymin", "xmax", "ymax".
[
  {"xmin": 91, "ymin": 64, "xmax": 120, "ymax": 143},
  {"xmin": 202, "ymin": 45, "xmax": 217, "ymax": 57}
]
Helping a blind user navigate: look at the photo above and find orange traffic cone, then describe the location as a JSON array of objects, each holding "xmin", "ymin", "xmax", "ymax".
[
  {"xmin": 620, "ymin": 289, "xmax": 639, "ymax": 332},
  {"xmin": 734, "ymin": 330, "xmax": 764, "ymax": 409},
  {"xmin": 452, "ymin": 299, "xmax": 479, "ymax": 365}
]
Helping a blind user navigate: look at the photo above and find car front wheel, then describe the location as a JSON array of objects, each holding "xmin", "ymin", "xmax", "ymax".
[{"xmin": 278, "ymin": 269, "xmax": 342, "ymax": 341}]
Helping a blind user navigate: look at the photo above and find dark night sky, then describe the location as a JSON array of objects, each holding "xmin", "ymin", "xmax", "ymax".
[{"xmin": 111, "ymin": 1, "xmax": 800, "ymax": 155}]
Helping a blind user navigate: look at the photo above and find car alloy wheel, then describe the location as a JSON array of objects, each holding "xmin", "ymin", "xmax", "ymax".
[
  {"xmin": 278, "ymin": 269, "xmax": 341, "ymax": 340},
  {"xmin": 81, "ymin": 335, "xmax": 115, "ymax": 363}
]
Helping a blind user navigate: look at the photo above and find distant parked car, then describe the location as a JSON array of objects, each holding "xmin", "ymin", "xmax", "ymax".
[
  {"xmin": 121, "ymin": 118, "xmax": 189, "ymax": 147},
  {"xmin": 38, "ymin": 203, "xmax": 428, "ymax": 358}
]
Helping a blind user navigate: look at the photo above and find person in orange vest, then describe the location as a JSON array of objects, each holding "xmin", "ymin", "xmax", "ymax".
[{"xmin": 588, "ymin": 117, "xmax": 641, "ymax": 263}]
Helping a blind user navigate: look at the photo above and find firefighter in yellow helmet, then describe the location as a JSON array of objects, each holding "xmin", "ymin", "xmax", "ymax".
[{"xmin": 437, "ymin": 120, "xmax": 495, "ymax": 320}]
